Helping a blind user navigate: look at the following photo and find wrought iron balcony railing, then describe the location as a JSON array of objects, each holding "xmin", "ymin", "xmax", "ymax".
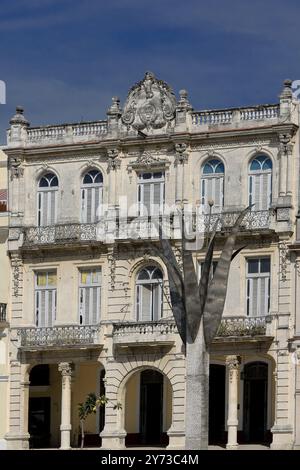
[
  {"xmin": 198, "ymin": 210, "xmax": 272, "ymax": 232},
  {"xmin": 0, "ymin": 303, "xmax": 7, "ymax": 322},
  {"xmin": 18, "ymin": 324, "xmax": 100, "ymax": 348},
  {"xmin": 23, "ymin": 223, "xmax": 98, "ymax": 245},
  {"xmin": 22, "ymin": 210, "xmax": 272, "ymax": 247},
  {"xmin": 216, "ymin": 316, "xmax": 267, "ymax": 337}
]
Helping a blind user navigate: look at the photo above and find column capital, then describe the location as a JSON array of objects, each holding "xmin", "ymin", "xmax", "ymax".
[
  {"xmin": 58, "ymin": 362, "xmax": 74, "ymax": 377},
  {"xmin": 226, "ymin": 355, "xmax": 241, "ymax": 370}
]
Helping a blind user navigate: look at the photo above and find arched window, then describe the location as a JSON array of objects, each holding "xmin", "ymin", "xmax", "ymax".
[
  {"xmin": 248, "ymin": 155, "xmax": 272, "ymax": 211},
  {"xmin": 136, "ymin": 266, "xmax": 163, "ymax": 321},
  {"xmin": 81, "ymin": 169, "xmax": 103, "ymax": 223},
  {"xmin": 200, "ymin": 159, "xmax": 224, "ymax": 213},
  {"xmin": 37, "ymin": 173, "xmax": 58, "ymax": 226}
]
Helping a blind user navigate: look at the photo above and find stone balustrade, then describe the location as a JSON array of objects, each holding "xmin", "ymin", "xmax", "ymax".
[
  {"xmin": 113, "ymin": 320, "xmax": 178, "ymax": 346},
  {"xmin": 18, "ymin": 325, "xmax": 100, "ymax": 349},
  {"xmin": 192, "ymin": 104, "xmax": 279, "ymax": 126},
  {"xmin": 25, "ymin": 120, "xmax": 108, "ymax": 145},
  {"xmin": 7, "ymin": 103, "xmax": 281, "ymax": 147},
  {"xmin": 216, "ymin": 316, "xmax": 267, "ymax": 337}
]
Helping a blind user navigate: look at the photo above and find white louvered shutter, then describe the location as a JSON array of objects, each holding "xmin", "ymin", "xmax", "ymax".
[
  {"xmin": 78, "ymin": 270, "xmax": 101, "ymax": 324},
  {"xmin": 152, "ymin": 284, "xmax": 162, "ymax": 321},
  {"xmin": 143, "ymin": 184, "xmax": 151, "ymax": 216},
  {"xmin": 140, "ymin": 285, "xmax": 152, "ymax": 321},
  {"xmin": 35, "ymin": 275, "xmax": 56, "ymax": 327},
  {"xmin": 201, "ymin": 176, "xmax": 224, "ymax": 213},
  {"xmin": 38, "ymin": 190, "xmax": 56, "ymax": 226},
  {"xmin": 249, "ymin": 173, "xmax": 271, "ymax": 211},
  {"xmin": 247, "ymin": 259, "xmax": 270, "ymax": 317}
]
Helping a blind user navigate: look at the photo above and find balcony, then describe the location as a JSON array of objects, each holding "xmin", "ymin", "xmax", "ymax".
[
  {"xmin": 216, "ymin": 316, "xmax": 267, "ymax": 337},
  {"xmin": 23, "ymin": 223, "xmax": 98, "ymax": 246},
  {"xmin": 198, "ymin": 210, "xmax": 273, "ymax": 233},
  {"xmin": 113, "ymin": 320, "xmax": 178, "ymax": 348},
  {"xmin": 22, "ymin": 210, "xmax": 273, "ymax": 248},
  {"xmin": 18, "ymin": 324, "xmax": 101, "ymax": 350},
  {"xmin": 0, "ymin": 303, "xmax": 7, "ymax": 323}
]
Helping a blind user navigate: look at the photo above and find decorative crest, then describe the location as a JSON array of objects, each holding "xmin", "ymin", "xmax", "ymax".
[{"xmin": 121, "ymin": 72, "xmax": 176, "ymax": 131}]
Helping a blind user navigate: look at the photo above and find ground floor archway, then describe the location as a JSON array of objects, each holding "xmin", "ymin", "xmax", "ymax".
[
  {"xmin": 243, "ymin": 361, "xmax": 269, "ymax": 443},
  {"xmin": 28, "ymin": 362, "xmax": 104, "ymax": 448},
  {"xmin": 209, "ymin": 364, "xmax": 226, "ymax": 444},
  {"xmin": 124, "ymin": 368, "xmax": 172, "ymax": 447}
]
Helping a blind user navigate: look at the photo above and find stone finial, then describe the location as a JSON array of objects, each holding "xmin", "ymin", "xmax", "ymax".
[
  {"xmin": 107, "ymin": 96, "xmax": 121, "ymax": 115},
  {"xmin": 9, "ymin": 106, "xmax": 29, "ymax": 126},
  {"xmin": 280, "ymin": 79, "xmax": 293, "ymax": 100},
  {"xmin": 177, "ymin": 89, "xmax": 192, "ymax": 110}
]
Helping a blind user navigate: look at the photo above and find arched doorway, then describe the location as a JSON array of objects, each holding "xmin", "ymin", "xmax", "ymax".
[
  {"xmin": 209, "ymin": 364, "xmax": 226, "ymax": 444},
  {"xmin": 125, "ymin": 369, "xmax": 172, "ymax": 447},
  {"xmin": 28, "ymin": 365, "xmax": 52, "ymax": 448},
  {"xmin": 140, "ymin": 370, "xmax": 163, "ymax": 445},
  {"xmin": 243, "ymin": 362, "xmax": 268, "ymax": 443}
]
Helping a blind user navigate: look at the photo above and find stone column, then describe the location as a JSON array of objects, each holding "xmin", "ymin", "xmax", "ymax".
[
  {"xmin": 5, "ymin": 361, "xmax": 30, "ymax": 449},
  {"xmin": 279, "ymin": 148, "xmax": 287, "ymax": 197},
  {"xmin": 174, "ymin": 143, "xmax": 188, "ymax": 204},
  {"xmin": 286, "ymin": 144, "xmax": 293, "ymax": 197},
  {"xmin": 294, "ymin": 349, "xmax": 300, "ymax": 449},
  {"xmin": 58, "ymin": 362, "xmax": 74, "ymax": 450},
  {"xmin": 226, "ymin": 355, "xmax": 240, "ymax": 449}
]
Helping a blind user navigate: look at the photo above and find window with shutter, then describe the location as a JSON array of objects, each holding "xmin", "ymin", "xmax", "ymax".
[
  {"xmin": 246, "ymin": 258, "xmax": 270, "ymax": 316},
  {"xmin": 248, "ymin": 155, "xmax": 272, "ymax": 211},
  {"xmin": 35, "ymin": 271, "xmax": 57, "ymax": 327},
  {"xmin": 138, "ymin": 172, "xmax": 165, "ymax": 216},
  {"xmin": 81, "ymin": 170, "xmax": 103, "ymax": 223},
  {"xmin": 37, "ymin": 173, "xmax": 58, "ymax": 226},
  {"xmin": 136, "ymin": 266, "xmax": 163, "ymax": 321},
  {"xmin": 201, "ymin": 159, "xmax": 224, "ymax": 214},
  {"xmin": 78, "ymin": 268, "xmax": 101, "ymax": 325}
]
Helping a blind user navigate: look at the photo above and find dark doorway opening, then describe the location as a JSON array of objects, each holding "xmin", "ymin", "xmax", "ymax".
[
  {"xmin": 209, "ymin": 364, "xmax": 226, "ymax": 444},
  {"xmin": 140, "ymin": 370, "xmax": 163, "ymax": 445},
  {"xmin": 243, "ymin": 362, "xmax": 268, "ymax": 443},
  {"xmin": 28, "ymin": 397, "xmax": 51, "ymax": 448}
]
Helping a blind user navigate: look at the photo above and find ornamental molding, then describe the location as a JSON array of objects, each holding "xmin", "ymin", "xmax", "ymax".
[
  {"xmin": 174, "ymin": 143, "xmax": 189, "ymax": 166},
  {"xmin": 279, "ymin": 240, "xmax": 289, "ymax": 281},
  {"xmin": 26, "ymin": 153, "xmax": 106, "ymax": 166},
  {"xmin": 295, "ymin": 260, "xmax": 300, "ymax": 276},
  {"xmin": 121, "ymin": 71, "xmax": 176, "ymax": 131},
  {"xmin": 107, "ymin": 149, "xmax": 121, "ymax": 171},
  {"xmin": 191, "ymin": 138, "xmax": 276, "ymax": 152},
  {"xmin": 9, "ymin": 157, "xmax": 24, "ymax": 180},
  {"xmin": 278, "ymin": 133, "xmax": 294, "ymax": 156},
  {"xmin": 11, "ymin": 254, "xmax": 22, "ymax": 297},
  {"xmin": 108, "ymin": 248, "xmax": 117, "ymax": 290},
  {"xmin": 127, "ymin": 149, "xmax": 170, "ymax": 174}
]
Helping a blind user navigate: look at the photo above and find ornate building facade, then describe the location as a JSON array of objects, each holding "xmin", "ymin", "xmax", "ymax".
[
  {"xmin": 2, "ymin": 73, "xmax": 300, "ymax": 450},
  {"xmin": 0, "ymin": 149, "xmax": 9, "ymax": 449}
]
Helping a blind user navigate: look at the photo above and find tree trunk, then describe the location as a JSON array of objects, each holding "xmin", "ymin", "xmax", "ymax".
[
  {"xmin": 185, "ymin": 319, "xmax": 210, "ymax": 450},
  {"xmin": 80, "ymin": 419, "xmax": 85, "ymax": 449}
]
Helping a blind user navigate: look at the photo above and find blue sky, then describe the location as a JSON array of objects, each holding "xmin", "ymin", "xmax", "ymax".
[{"xmin": 1, "ymin": 0, "xmax": 300, "ymax": 143}]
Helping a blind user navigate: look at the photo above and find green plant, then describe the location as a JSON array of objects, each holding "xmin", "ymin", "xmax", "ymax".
[{"xmin": 78, "ymin": 393, "xmax": 122, "ymax": 448}]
